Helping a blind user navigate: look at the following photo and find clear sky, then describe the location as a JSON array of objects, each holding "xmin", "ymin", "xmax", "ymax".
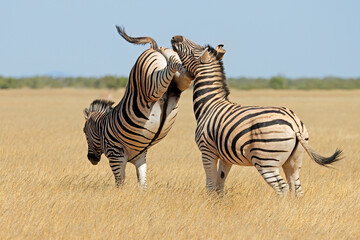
[{"xmin": 1, "ymin": 0, "xmax": 359, "ymax": 78}]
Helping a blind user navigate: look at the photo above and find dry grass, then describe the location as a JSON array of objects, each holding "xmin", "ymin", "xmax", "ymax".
[{"xmin": 0, "ymin": 89, "xmax": 359, "ymax": 239}]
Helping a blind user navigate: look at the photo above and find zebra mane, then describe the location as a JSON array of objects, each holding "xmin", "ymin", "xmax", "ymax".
[
  {"xmin": 205, "ymin": 44, "xmax": 230, "ymax": 100},
  {"xmin": 89, "ymin": 99, "xmax": 115, "ymax": 114}
]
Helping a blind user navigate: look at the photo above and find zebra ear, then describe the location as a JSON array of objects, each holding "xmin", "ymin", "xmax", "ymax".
[
  {"xmin": 216, "ymin": 44, "xmax": 226, "ymax": 60},
  {"xmin": 199, "ymin": 48, "xmax": 211, "ymax": 64},
  {"xmin": 83, "ymin": 108, "xmax": 90, "ymax": 120}
]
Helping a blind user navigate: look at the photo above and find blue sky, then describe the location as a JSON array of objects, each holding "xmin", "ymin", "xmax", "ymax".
[{"xmin": 1, "ymin": 0, "xmax": 359, "ymax": 78}]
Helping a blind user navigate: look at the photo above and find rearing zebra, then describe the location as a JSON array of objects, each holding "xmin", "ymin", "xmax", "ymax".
[
  {"xmin": 83, "ymin": 27, "xmax": 193, "ymax": 188},
  {"xmin": 171, "ymin": 35, "xmax": 342, "ymax": 196}
]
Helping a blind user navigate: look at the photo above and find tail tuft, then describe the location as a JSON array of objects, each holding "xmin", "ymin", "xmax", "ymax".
[
  {"xmin": 308, "ymin": 147, "xmax": 343, "ymax": 167},
  {"xmin": 296, "ymin": 132, "xmax": 343, "ymax": 167}
]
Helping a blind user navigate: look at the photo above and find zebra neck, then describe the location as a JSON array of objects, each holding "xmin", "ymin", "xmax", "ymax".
[{"xmin": 192, "ymin": 71, "xmax": 229, "ymax": 121}]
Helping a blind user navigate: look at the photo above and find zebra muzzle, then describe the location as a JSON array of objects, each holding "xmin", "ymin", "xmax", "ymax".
[
  {"xmin": 171, "ymin": 35, "xmax": 184, "ymax": 43},
  {"xmin": 87, "ymin": 153, "xmax": 100, "ymax": 165}
]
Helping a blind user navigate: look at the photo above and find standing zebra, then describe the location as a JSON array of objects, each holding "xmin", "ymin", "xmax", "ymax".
[
  {"xmin": 171, "ymin": 36, "xmax": 342, "ymax": 196},
  {"xmin": 83, "ymin": 27, "xmax": 193, "ymax": 188}
]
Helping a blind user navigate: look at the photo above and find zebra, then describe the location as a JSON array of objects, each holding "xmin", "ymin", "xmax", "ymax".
[
  {"xmin": 83, "ymin": 27, "xmax": 193, "ymax": 188},
  {"xmin": 171, "ymin": 35, "xmax": 342, "ymax": 196}
]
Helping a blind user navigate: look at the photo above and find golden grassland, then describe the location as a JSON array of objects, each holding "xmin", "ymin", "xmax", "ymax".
[{"xmin": 0, "ymin": 89, "xmax": 359, "ymax": 239}]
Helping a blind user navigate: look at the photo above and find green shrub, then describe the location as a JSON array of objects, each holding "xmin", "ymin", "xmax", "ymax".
[
  {"xmin": 0, "ymin": 75, "xmax": 359, "ymax": 90},
  {"xmin": 269, "ymin": 76, "xmax": 288, "ymax": 89}
]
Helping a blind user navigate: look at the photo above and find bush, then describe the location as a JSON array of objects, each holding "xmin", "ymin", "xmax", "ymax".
[
  {"xmin": 0, "ymin": 75, "xmax": 359, "ymax": 90},
  {"xmin": 269, "ymin": 76, "xmax": 288, "ymax": 89}
]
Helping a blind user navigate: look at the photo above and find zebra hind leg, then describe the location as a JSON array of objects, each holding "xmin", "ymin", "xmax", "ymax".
[
  {"xmin": 256, "ymin": 165, "xmax": 289, "ymax": 196},
  {"xmin": 216, "ymin": 160, "xmax": 232, "ymax": 194},
  {"xmin": 282, "ymin": 143, "xmax": 304, "ymax": 197},
  {"xmin": 132, "ymin": 151, "xmax": 147, "ymax": 190}
]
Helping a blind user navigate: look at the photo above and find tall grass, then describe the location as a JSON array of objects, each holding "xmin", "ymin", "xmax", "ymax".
[{"xmin": 0, "ymin": 89, "xmax": 359, "ymax": 239}]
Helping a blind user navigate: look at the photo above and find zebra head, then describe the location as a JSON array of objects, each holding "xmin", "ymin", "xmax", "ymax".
[
  {"xmin": 171, "ymin": 35, "xmax": 226, "ymax": 76},
  {"xmin": 83, "ymin": 99, "xmax": 114, "ymax": 165}
]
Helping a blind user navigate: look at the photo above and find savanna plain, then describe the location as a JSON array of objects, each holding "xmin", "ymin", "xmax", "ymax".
[{"xmin": 0, "ymin": 89, "xmax": 359, "ymax": 239}]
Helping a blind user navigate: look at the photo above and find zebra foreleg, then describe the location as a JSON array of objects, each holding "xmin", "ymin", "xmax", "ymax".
[
  {"xmin": 143, "ymin": 54, "xmax": 186, "ymax": 102},
  {"xmin": 107, "ymin": 149, "xmax": 127, "ymax": 187},
  {"xmin": 201, "ymin": 151, "xmax": 219, "ymax": 194},
  {"xmin": 132, "ymin": 151, "xmax": 147, "ymax": 190},
  {"xmin": 216, "ymin": 160, "xmax": 232, "ymax": 194}
]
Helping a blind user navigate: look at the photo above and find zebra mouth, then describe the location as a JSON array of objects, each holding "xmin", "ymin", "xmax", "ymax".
[
  {"xmin": 88, "ymin": 153, "xmax": 100, "ymax": 165},
  {"xmin": 90, "ymin": 160, "xmax": 99, "ymax": 165}
]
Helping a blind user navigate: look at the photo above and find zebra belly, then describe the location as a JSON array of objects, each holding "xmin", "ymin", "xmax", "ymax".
[
  {"xmin": 141, "ymin": 95, "xmax": 180, "ymax": 145},
  {"xmin": 143, "ymin": 100, "xmax": 163, "ymax": 134},
  {"xmin": 156, "ymin": 95, "xmax": 179, "ymax": 140},
  {"xmin": 110, "ymin": 92, "xmax": 180, "ymax": 161}
]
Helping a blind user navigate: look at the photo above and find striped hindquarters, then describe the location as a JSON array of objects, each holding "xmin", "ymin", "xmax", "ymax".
[{"xmin": 197, "ymin": 103, "xmax": 305, "ymax": 166}]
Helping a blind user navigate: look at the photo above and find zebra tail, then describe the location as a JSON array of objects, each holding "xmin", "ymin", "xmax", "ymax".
[
  {"xmin": 296, "ymin": 132, "xmax": 343, "ymax": 167},
  {"xmin": 115, "ymin": 26, "xmax": 159, "ymax": 50}
]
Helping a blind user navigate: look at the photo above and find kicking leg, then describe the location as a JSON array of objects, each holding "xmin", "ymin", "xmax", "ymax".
[{"xmin": 216, "ymin": 160, "xmax": 232, "ymax": 194}]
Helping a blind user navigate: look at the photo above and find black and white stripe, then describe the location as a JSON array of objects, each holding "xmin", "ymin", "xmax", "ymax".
[
  {"xmin": 171, "ymin": 36, "xmax": 342, "ymax": 196},
  {"xmin": 82, "ymin": 28, "xmax": 193, "ymax": 188}
]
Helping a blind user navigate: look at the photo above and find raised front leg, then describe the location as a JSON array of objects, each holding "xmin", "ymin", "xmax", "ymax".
[
  {"xmin": 201, "ymin": 151, "xmax": 219, "ymax": 193},
  {"xmin": 107, "ymin": 148, "xmax": 127, "ymax": 187},
  {"xmin": 143, "ymin": 54, "xmax": 186, "ymax": 102},
  {"xmin": 132, "ymin": 151, "xmax": 147, "ymax": 190},
  {"xmin": 216, "ymin": 160, "xmax": 232, "ymax": 194},
  {"xmin": 168, "ymin": 55, "xmax": 186, "ymax": 75},
  {"xmin": 159, "ymin": 47, "xmax": 187, "ymax": 76}
]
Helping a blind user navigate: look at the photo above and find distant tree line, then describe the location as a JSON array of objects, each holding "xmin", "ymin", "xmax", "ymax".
[
  {"xmin": 1, "ymin": 75, "xmax": 360, "ymax": 90},
  {"xmin": 0, "ymin": 76, "xmax": 128, "ymax": 90},
  {"xmin": 228, "ymin": 76, "xmax": 360, "ymax": 90}
]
